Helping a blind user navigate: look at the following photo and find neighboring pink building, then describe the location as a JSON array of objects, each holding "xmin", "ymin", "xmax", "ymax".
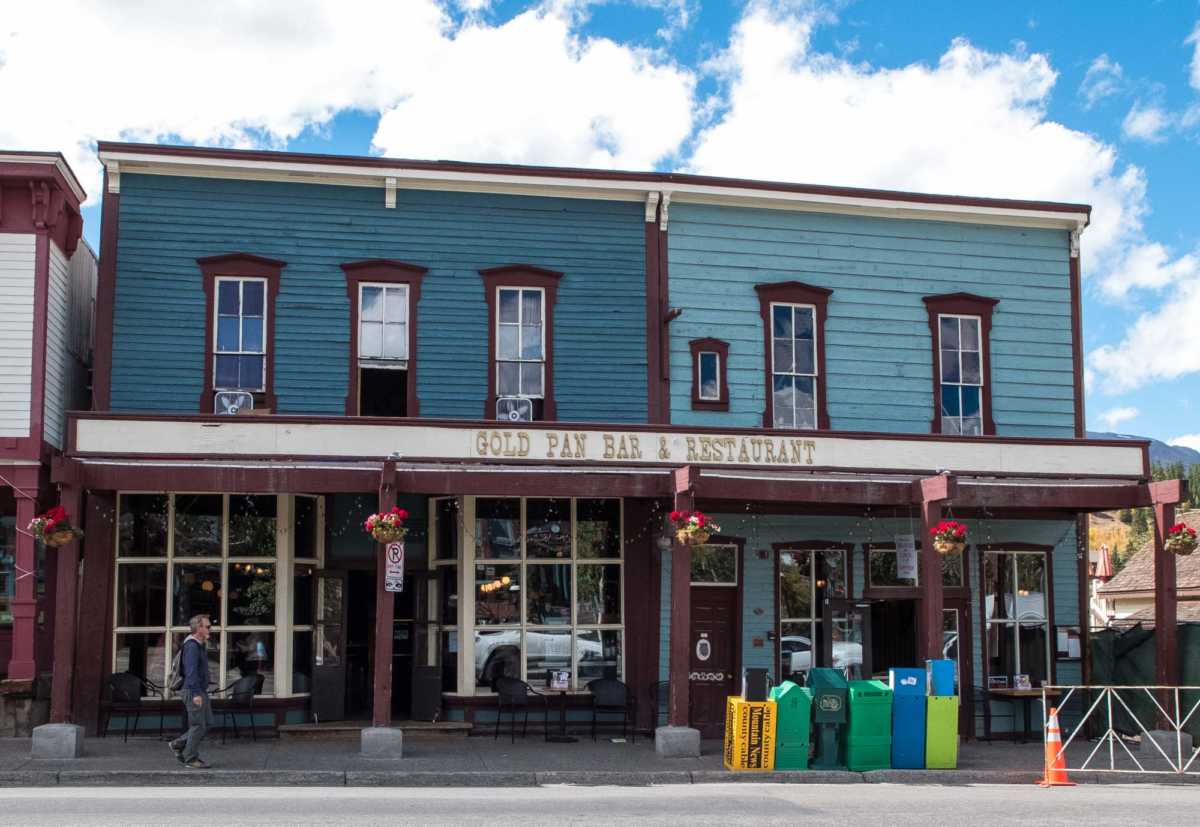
[{"xmin": 0, "ymin": 152, "xmax": 95, "ymax": 734}]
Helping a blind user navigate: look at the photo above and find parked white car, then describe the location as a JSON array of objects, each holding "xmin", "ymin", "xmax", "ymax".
[
  {"xmin": 475, "ymin": 629, "xmax": 603, "ymax": 685},
  {"xmin": 780, "ymin": 635, "xmax": 863, "ymax": 674}
]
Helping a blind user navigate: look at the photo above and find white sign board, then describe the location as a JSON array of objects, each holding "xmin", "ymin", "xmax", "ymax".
[
  {"xmin": 384, "ymin": 542, "xmax": 405, "ymax": 593},
  {"xmin": 895, "ymin": 534, "xmax": 918, "ymax": 581}
]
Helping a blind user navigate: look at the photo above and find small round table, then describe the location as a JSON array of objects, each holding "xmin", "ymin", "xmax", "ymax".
[{"xmin": 546, "ymin": 689, "xmax": 578, "ymax": 744}]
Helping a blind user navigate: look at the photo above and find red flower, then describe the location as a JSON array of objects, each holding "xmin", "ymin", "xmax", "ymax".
[{"xmin": 46, "ymin": 506, "xmax": 68, "ymax": 522}]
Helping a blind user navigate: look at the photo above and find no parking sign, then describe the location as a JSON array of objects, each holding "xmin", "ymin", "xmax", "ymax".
[{"xmin": 384, "ymin": 542, "xmax": 405, "ymax": 592}]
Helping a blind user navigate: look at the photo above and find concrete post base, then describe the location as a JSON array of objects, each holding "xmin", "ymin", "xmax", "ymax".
[
  {"xmin": 1140, "ymin": 729, "xmax": 1194, "ymax": 758},
  {"xmin": 361, "ymin": 726, "xmax": 404, "ymax": 758},
  {"xmin": 654, "ymin": 725, "xmax": 701, "ymax": 758},
  {"xmin": 31, "ymin": 723, "xmax": 84, "ymax": 759}
]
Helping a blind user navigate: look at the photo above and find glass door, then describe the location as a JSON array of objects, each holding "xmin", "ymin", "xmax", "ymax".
[
  {"xmin": 822, "ymin": 598, "xmax": 872, "ymax": 680},
  {"xmin": 311, "ymin": 570, "xmax": 347, "ymax": 722}
]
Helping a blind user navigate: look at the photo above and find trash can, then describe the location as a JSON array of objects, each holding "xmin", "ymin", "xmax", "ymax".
[
  {"xmin": 808, "ymin": 667, "xmax": 848, "ymax": 769},
  {"xmin": 722, "ymin": 695, "xmax": 777, "ymax": 771},
  {"xmin": 889, "ymin": 667, "xmax": 927, "ymax": 769},
  {"xmin": 844, "ymin": 679, "xmax": 892, "ymax": 771},
  {"xmin": 926, "ymin": 658, "xmax": 956, "ymax": 697},
  {"xmin": 769, "ymin": 681, "xmax": 812, "ymax": 770},
  {"xmin": 925, "ymin": 695, "xmax": 959, "ymax": 768}
]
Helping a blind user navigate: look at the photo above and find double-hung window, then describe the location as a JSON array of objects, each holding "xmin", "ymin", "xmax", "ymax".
[
  {"xmin": 497, "ymin": 287, "xmax": 544, "ymax": 401},
  {"xmin": 214, "ymin": 278, "xmax": 266, "ymax": 393},
  {"xmin": 755, "ymin": 281, "xmax": 832, "ymax": 429},
  {"xmin": 770, "ymin": 303, "xmax": 818, "ymax": 429},
  {"xmin": 342, "ymin": 259, "xmax": 425, "ymax": 418},
  {"xmin": 938, "ymin": 314, "xmax": 983, "ymax": 436}
]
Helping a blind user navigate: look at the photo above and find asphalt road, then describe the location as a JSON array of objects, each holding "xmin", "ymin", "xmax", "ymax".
[{"xmin": 0, "ymin": 783, "xmax": 1194, "ymax": 826}]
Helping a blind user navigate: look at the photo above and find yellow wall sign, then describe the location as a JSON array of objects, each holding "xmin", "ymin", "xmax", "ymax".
[{"xmin": 723, "ymin": 697, "xmax": 777, "ymax": 771}]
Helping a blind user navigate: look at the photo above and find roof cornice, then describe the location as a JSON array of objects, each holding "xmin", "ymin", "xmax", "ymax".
[{"xmin": 95, "ymin": 141, "xmax": 1091, "ymax": 232}]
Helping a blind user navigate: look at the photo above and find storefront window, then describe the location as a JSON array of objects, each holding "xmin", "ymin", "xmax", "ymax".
[
  {"xmin": 112, "ymin": 493, "xmax": 301, "ymax": 698},
  {"xmin": 984, "ymin": 551, "xmax": 1050, "ymax": 687},
  {"xmin": 778, "ymin": 548, "xmax": 848, "ymax": 682},
  {"xmin": 867, "ymin": 545, "xmax": 963, "ymax": 589},
  {"xmin": 1, "ymin": 516, "xmax": 16, "ymax": 625},
  {"xmin": 471, "ymin": 497, "xmax": 623, "ymax": 691}
]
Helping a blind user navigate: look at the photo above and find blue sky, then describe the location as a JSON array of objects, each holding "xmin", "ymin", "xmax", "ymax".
[{"xmin": 6, "ymin": 1, "xmax": 1197, "ymax": 446}]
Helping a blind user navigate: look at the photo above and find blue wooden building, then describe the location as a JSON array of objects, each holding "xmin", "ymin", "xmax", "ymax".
[{"xmin": 44, "ymin": 142, "xmax": 1179, "ymax": 749}]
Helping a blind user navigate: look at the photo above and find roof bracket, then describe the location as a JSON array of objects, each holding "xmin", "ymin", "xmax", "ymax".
[
  {"xmin": 659, "ymin": 192, "xmax": 671, "ymax": 231},
  {"xmin": 384, "ymin": 177, "xmax": 396, "ymax": 209},
  {"xmin": 107, "ymin": 161, "xmax": 121, "ymax": 195},
  {"xmin": 644, "ymin": 191, "xmax": 660, "ymax": 223}
]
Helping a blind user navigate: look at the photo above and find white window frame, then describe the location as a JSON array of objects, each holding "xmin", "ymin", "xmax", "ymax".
[
  {"xmin": 983, "ymin": 549, "xmax": 1052, "ymax": 685},
  {"xmin": 495, "ymin": 286, "xmax": 546, "ymax": 399},
  {"xmin": 427, "ymin": 496, "xmax": 461, "ymax": 678},
  {"xmin": 769, "ymin": 301, "xmax": 818, "ymax": 429},
  {"xmin": 111, "ymin": 493, "xmax": 323, "ymax": 700},
  {"xmin": 357, "ymin": 282, "xmax": 409, "ymax": 366},
  {"xmin": 937, "ymin": 313, "xmax": 984, "ymax": 436},
  {"xmin": 464, "ymin": 496, "xmax": 624, "ymax": 694},
  {"xmin": 697, "ymin": 350, "xmax": 721, "ymax": 402},
  {"xmin": 213, "ymin": 276, "xmax": 268, "ymax": 392}
]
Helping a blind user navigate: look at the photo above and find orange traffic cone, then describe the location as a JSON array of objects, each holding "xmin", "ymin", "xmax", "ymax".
[{"xmin": 1037, "ymin": 707, "xmax": 1075, "ymax": 787}]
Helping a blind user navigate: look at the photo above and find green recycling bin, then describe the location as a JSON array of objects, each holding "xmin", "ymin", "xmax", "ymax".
[
  {"xmin": 925, "ymin": 695, "xmax": 960, "ymax": 768},
  {"xmin": 768, "ymin": 681, "xmax": 812, "ymax": 770},
  {"xmin": 808, "ymin": 668, "xmax": 848, "ymax": 769},
  {"xmin": 844, "ymin": 679, "xmax": 893, "ymax": 771}
]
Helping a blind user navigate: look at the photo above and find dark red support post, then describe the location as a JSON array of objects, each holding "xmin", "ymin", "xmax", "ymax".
[
  {"xmin": 1149, "ymin": 480, "xmax": 1185, "ymax": 690},
  {"xmin": 5, "ymin": 467, "xmax": 41, "ymax": 681},
  {"xmin": 668, "ymin": 466, "xmax": 698, "ymax": 728},
  {"xmin": 914, "ymin": 473, "xmax": 957, "ymax": 662},
  {"xmin": 49, "ymin": 472, "xmax": 81, "ymax": 723},
  {"xmin": 372, "ymin": 461, "xmax": 398, "ymax": 728}
]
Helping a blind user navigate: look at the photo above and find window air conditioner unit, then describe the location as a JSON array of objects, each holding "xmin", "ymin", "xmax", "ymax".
[
  {"xmin": 496, "ymin": 396, "xmax": 533, "ymax": 422},
  {"xmin": 214, "ymin": 391, "xmax": 254, "ymax": 416}
]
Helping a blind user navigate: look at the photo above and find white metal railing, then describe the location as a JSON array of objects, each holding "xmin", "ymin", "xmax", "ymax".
[{"xmin": 1043, "ymin": 685, "xmax": 1200, "ymax": 775}]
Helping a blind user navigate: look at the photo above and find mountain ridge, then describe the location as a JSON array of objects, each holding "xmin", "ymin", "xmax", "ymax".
[{"xmin": 1087, "ymin": 431, "xmax": 1200, "ymax": 469}]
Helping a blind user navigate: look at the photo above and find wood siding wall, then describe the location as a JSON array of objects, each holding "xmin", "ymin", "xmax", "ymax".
[
  {"xmin": 0, "ymin": 234, "xmax": 35, "ymax": 438},
  {"xmin": 667, "ymin": 204, "xmax": 1075, "ymax": 437},
  {"xmin": 109, "ymin": 174, "xmax": 648, "ymax": 422}
]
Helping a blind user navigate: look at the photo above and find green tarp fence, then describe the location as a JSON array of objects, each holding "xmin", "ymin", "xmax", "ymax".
[{"xmin": 1089, "ymin": 622, "xmax": 1200, "ymax": 740}]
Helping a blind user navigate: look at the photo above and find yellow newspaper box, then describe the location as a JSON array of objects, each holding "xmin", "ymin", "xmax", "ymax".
[{"xmin": 723, "ymin": 696, "xmax": 777, "ymax": 771}]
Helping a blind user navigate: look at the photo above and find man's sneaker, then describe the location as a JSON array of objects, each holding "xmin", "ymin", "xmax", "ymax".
[
  {"xmin": 183, "ymin": 758, "xmax": 211, "ymax": 769},
  {"xmin": 169, "ymin": 741, "xmax": 184, "ymax": 762}
]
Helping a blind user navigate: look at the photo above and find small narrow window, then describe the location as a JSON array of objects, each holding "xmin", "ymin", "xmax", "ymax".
[
  {"xmin": 689, "ymin": 338, "xmax": 730, "ymax": 411},
  {"xmin": 213, "ymin": 278, "xmax": 267, "ymax": 392}
]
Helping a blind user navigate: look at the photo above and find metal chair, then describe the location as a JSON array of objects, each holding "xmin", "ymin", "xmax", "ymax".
[
  {"xmin": 649, "ymin": 680, "xmax": 670, "ymax": 729},
  {"xmin": 214, "ymin": 673, "xmax": 265, "ymax": 743},
  {"xmin": 587, "ymin": 678, "xmax": 634, "ymax": 743},
  {"xmin": 491, "ymin": 676, "xmax": 548, "ymax": 743},
  {"xmin": 103, "ymin": 672, "xmax": 161, "ymax": 741}
]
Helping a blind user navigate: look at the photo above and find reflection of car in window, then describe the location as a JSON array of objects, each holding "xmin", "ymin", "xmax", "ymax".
[
  {"xmin": 781, "ymin": 635, "xmax": 862, "ymax": 674},
  {"xmin": 475, "ymin": 631, "xmax": 602, "ymax": 685}
]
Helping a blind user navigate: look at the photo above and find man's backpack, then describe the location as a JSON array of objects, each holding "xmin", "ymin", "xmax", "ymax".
[{"xmin": 169, "ymin": 640, "xmax": 188, "ymax": 692}]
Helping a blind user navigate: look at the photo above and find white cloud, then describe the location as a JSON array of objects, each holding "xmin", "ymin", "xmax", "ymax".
[
  {"xmin": 1101, "ymin": 242, "xmax": 1200, "ymax": 297},
  {"xmin": 0, "ymin": 2, "xmax": 696, "ymax": 202},
  {"xmin": 1079, "ymin": 54, "xmax": 1123, "ymax": 108},
  {"xmin": 1088, "ymin": 278, "xmax": 1200, "ymax": 393},
  {"xmin": 372, "ymin": 9, "xmax": 695, "ymax": 169},
  {"xmin": 1171, "ymin": 434, "xmax": 1200, "ymax": 452},
  {"xmin": 1187, "ymin": 22, "xmax": 1200, "ymax": 91},
  {"xmin": 1121, "ymin": 102, "xmax": 1173, "ymax": 142},
  {"xmin": 1097, "ymin": 406, "xmax": 1139, "ymax": 430}
]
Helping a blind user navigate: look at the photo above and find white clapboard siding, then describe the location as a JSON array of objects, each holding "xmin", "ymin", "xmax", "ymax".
[
  {"xmin": 44, "ymin": 242, "xmax": 73, "ymax": 448},
  {"xmin": 0, "ymin": 233, "xmax": 35, "ymax": 438}
]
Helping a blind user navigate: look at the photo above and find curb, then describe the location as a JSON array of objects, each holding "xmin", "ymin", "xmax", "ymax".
[
  {"xmin": 57, "ymin": 770, "xmax": 346, "ymax": 787},
  {"xmin": 346, "ymin": 771, "xmax": 538, "ymax": 787},
  {"xmin": 537, "ymin": 771, "xmax": 692, "ymax": 786}
]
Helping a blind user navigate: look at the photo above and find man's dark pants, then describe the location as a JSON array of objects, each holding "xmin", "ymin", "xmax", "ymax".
[{"xmin": 170, "ymin": 693, "xmax": 213, "ymax": 762}]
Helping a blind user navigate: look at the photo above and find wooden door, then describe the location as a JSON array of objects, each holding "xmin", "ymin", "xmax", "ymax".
[
  {"xmin": 689, "ymin": 586, "xmax": 739, "ymax": 737},
  {"xmin": 312, "ymin": 570, "xmax": 348, "ymax": 722}
]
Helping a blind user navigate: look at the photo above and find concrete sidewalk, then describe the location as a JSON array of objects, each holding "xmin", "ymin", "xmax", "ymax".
[{"xmin": 0, "ymin": 734, "xmax": 1194, "ymax": 787}]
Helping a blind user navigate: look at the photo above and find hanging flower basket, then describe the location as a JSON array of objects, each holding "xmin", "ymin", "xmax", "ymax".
[
  {"xmin": 670, "ymin": 510, "xmax": 720, "ymax": 547},
  {"xmin": 365, "ymin": 507, "xmax": 409, "ymax": 544},
  {"xmin": 930, "ymin": 520, "xmax": 967, "ymax": 555},
  {"xmin": 1165, "ymin": 523, "xmax": 1197, "ymax": 556},
  {"xmin": 28, "ymin": 506, "xmax": 83, "ymax": 548}
]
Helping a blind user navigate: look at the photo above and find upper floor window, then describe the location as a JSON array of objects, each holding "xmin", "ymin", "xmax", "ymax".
[
  {"xmin": 214, "ymin": 278, "xmax": 266, "ymax": 393},
  {"xmin": 689, "ymin": 338, "xmax": 730, "ymax": 411},
  {"xmin": 754, "ymin": 281, "xmax": 832, "ymax": 430},
  {"xmin": 342, "ymin": 260, "xmax": 426, "ymax": 418},
  {"xmin": 198, "ymin": 253, "xmax": 284, "ymax": 413},
  {"xmin": 480, "ymin": 265, "xmax": 563, "ymax": 422},
  {"xmin": 923, "ymin": 293, "xmax": 998, "ymax": 436}
]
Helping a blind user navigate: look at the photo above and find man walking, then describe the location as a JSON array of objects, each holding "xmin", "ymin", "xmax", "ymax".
[{"xmin": 169, "ymin": 614, "xmax": 214, "ymax": 769}]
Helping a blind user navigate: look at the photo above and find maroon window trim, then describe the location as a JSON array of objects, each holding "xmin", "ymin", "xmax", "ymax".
[
  {"xmin": 689, "ymin": 338, "xmax": 729, "ymax": 412},
  {"xmin": 342, "ymin": 259, "xmax": 426, "ymax": 417},
  {"xmin": 479, "ymin": 264, "xmax": 563, "ymax": 421},
  {"xmin": 197, "ymin": 253, "xmax": 285, "ymax": 413},
  {"xmin": 754, "ymin": 281, "xmax": 832, "ymax": 430},
  {"xmin": 923, "ymin": 293, "xmax": 999, "ymax": 436}
]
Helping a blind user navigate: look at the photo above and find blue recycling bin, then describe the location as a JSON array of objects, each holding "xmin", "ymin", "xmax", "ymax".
[
  {"xmin": 926, "ymin": 659, "xmax": 956, "ymax": 697},
  {"xmin": 889, "ymin": 667, "xmax": 927, "ymax": 769}
]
